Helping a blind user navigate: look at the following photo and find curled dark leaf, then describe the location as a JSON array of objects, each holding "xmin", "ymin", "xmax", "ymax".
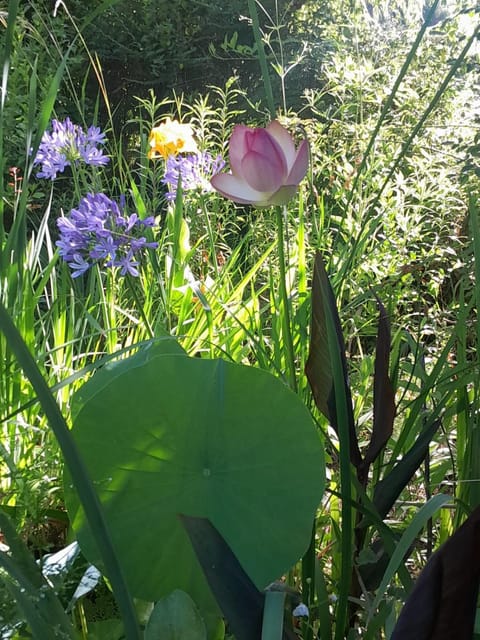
[
  {"xmin": 391, "ymin": 504, "xmax": 480, "ymax": 640},
  {"xmin": 305, "ymin": 252, "xmax": 362, "ymax": 469}
]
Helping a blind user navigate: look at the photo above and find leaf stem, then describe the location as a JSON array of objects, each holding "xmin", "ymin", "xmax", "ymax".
[{"xmin": 275, "ymin": 206, "xmax": 297, "ymax": 392}]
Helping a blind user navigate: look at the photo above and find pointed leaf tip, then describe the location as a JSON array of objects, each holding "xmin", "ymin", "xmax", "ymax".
[{"xmin": 305, "ymin": 252, "xmax": 362, "ymax": 468}]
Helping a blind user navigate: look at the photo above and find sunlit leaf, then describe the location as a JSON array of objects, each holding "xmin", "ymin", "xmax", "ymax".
[{"xmin": 65, "ymin": 354, "xmax": 325, "ymax": 617}]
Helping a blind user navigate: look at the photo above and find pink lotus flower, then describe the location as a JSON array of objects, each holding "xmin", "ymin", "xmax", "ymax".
[{"xmin": 210, "ymin": 120, "xmax": 309, "ymax": 208}]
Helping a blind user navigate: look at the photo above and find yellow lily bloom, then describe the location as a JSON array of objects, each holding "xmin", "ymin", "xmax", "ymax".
[{"xmin": 147, "ymin": 117, "xmax": 198, "ymax": 160}]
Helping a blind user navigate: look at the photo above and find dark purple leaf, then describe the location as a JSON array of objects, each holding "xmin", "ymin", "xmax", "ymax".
[
  {"xmin": 391, "ymin": 504, "xmax": 480, "ymax": 640},
  {"xmin": 179, "ymin": 515, "xmax": 264, "ymax": 640},
  {"xmin": 373, "ymin": 419, "xmax": 441, "ymax": 518},
  {"xmin": 305, "ymin": 252, "xmax": 362, "ymax": 468},
  {"xmin": 362, "ymin": 300, "xmax": 396, "ymax": 467}
]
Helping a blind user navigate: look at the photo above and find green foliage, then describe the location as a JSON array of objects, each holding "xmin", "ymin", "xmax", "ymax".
[
  {"xmin": 0, "ymin": 0, "xmax": 479, "ymax": 637},
  {"xmin": 144, "ymin": 590, "xmax": 207, "ymax": 640},
  {"xmin": 64, "ymin": 348, "xmax": 325, "ymax": 616}
]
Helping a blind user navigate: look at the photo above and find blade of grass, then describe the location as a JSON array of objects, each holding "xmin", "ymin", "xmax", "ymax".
[
  {"xmin": 262, "ymin": 591, "xmax": 286, "ymax": 640},
  {"xmin": 0, "ymin": 302, "xmax": 142, "ymax": 640},
  {"xmin": 247, "ymin": 0, "xmax": 276, "ymax": 118},
  {"xmin": 321, "ymin": 277, "xmax": 356, "ymax": 639},
  {"xmin": 338, "ymin": 18, "xmax": 480, "ymax": 285},
  {"xmin": 346, "ymin": 0, "xmax": 442, "ymax": 205},
  {"xmin": 368, "ymin": 493, "xmax": 450, "ymax": 621},
  {"xmin": 0, "ymin": 0, "xmax": 20, "ymax": 252}
]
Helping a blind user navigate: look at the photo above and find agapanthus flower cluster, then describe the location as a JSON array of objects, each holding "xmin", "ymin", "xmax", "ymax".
[
  {"xmin": 57, "ymin": 193, "xmax": 157, "ymax": 278},
  {"xmin": 33, "ymin": 118, "xmax": 109, "ymax": 180},
  {"xmin": 163, "ymin": 152, "xmax": 226, "ymax": 202}
]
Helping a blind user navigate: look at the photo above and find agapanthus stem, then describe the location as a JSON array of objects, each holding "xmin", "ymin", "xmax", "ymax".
[
  {"xmin": 126, "ymin": 273, "xmax": 154, "ymax": 339},
  {"xmin": 275, "ymin": 206, "xmax": 297, "ymax": 392}
]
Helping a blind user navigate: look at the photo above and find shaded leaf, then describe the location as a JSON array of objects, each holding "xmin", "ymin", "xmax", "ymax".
[
  {"xmin": 391, "ymin": 505, "xmax": 480, "ymax": 640},
  {"xmin": 0, "ymin": 510, "xmax": 76, "ymax": 639},
  {"xmin": 82, "ymin": 619, "xmax": 124, "ymax": 640},
  {"xmin": 305, "ymin": 252, "xmax": 362, "ymax": 468},
  {"xmin": 144, "ymin": 590, "xmax": 207, "ymax": 640},
  {"xmin": 373, "ymin": 419, "xmax": 441, "ymax": 518},
  {"xmin": 362, "ymin": 300, "xmax": 396, "ymax": 468},
  {"xmin": 179, "ymin": 515, "xmax": 264, "ymax": 640}
]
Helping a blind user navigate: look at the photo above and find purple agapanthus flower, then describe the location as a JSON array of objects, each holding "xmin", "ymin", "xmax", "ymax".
[
  {"xmin": 33, "ymin": 118, "xmax": 110, "ymax": 180},
  {"xmin": 163, "ymin": 152, "xmax": 225, "ymax": 202},
  {"xmin": 57, "ymin": 193, "xmax": 157, "ymax": 277}
]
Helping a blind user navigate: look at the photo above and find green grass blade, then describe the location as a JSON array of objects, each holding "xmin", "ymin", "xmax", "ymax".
[
  {"xmin": 0, "ymin": 512, "xmax": 76, "ymax": 639},
  {"xmin": 347, "ymin": 0, "xmax": 442, "ymax": 204},
  {"xmin": 247, "ymin": 0, "xmax": 276, "ymax": 118},
  {"xmin": 0, "ymin": 302, "xmax": 142, "ymax": 640},
  {"xmin": 0, "ymin": 0, "xmax": 20, "ymax": 252},
  {"xmin": 369, "ymin": 21, "xmax": 480, "ymax": 218},
  {"xmin": 369, "ymin": 493, "xmax": 450, "ymax": 619}
]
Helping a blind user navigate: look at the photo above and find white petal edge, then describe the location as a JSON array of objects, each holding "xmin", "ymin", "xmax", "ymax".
[{"xmin": 211, "ymin": 173, "xmax": 273, "ymax": 206}]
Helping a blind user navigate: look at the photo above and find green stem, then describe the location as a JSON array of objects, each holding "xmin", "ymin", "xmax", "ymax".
[
  {"xmin": 126, "ymin": 273, "xmax": 154, "ymax": 339},
  {"xmin": 345, "ymin": 0, "xmax": 442, "ymax": 208},
  {"xmin": 247, "ymin": 0, "xmax": 276, "ymax": 119},
  {"xmin": 275, "ymin": 207, "xmax": 297, "ymax": 392}
]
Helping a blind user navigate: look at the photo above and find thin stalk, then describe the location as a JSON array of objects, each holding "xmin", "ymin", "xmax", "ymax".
[
  {"xmin": 371, "ymin": 21, "xmax": 480, "ymax": 215},
  {"xmin": 261, "ymin": 590, "xmax": 286, "ymax": 640},
  {"xmin": 247, "ymin": 0, "xmax": 276, "ymax": 118},
  {"xmin": 126, "ymin": 273, "xmax": 154, "ymax": 339},
  {"xmin": 346, "ymin": 0, "xmax": 442, "ymax": 206},
  {"xmin": 338, "ymin": 18, "xmax": 480, "ymax": 287},
  {"xmin": 275, "ymin": 206, "xmax": 297, "ymax": 392}
]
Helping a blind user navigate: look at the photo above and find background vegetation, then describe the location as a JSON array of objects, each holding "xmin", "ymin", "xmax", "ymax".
[{"xmin": 1, "ymin": 0, "xmax": 479, "ymax": 638}]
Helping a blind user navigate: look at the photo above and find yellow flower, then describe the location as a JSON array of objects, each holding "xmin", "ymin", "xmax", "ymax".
[{"xmin": 147, "ymin": 117, "xmax": 198, "ymax": 160}]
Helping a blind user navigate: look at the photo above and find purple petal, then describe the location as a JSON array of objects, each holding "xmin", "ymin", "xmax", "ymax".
[
  {"xmin": 241, "ymin": 149, "xmax": 284, "ymax": 192},
  {"xmin": 286, "ymin": 139, "xmax": 309, "ymax": 185},
  {"xmin": 266, "ymin": 121, "xmax": 297, "ymax": 170},
  {"xmin": 228, "ymin": 125, "xmax": 250, "ymax": 178}
]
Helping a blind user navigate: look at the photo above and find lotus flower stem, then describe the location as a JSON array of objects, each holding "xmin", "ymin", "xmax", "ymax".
[{"xmin": 275, "ymin": 206, "xmax": 297, "ymax": 392}]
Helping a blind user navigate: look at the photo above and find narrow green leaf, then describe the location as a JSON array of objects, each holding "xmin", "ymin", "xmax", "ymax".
[
  {"xmin": 246, "ymin": 0, "xmax": 276, "ymax": 118},
  {"xmin": 261, "ymin": 591, "xmax": 286, "ymax": 640},
  {"xmin": 305, "ymin": 252, "xmax": 358, "ymax": 640},
  {"xmin": 362, "ymin": 300, "xmax": 396, "ymax": 468},
  {"xmin": 0, "ymin": 304, "xmax": 142, "ymax": 640},
  {"xmin": 315, "ymin": 563, "xmax": 333, "ymax": 640},
  {"xmin": 369, "ymin": 493, "xmax": 450, "ymax": 617},
  {"xmin": 373, "ymin": 419, "xmax": 442, "ymax": 518},
  {"xmin": 368, "ymin": 20, "xmax": 480, "ymax": 218},
  {"xmin": 0, "ymin": 511, "xmax": 76, "ymax": 639},
  {"xmin": 346, "ymin": 0, "xmax": 442, "ymax": 204}
]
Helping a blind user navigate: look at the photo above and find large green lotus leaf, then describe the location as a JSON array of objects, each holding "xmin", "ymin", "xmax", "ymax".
[
  {"xmin": 71, "ymin": 337, "xmax": 187, "ymax": 421},
  {"xmin": 64, "ymin": 355, "xmax": 325, "ymax": 611}
]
